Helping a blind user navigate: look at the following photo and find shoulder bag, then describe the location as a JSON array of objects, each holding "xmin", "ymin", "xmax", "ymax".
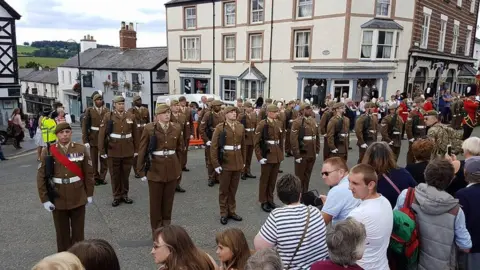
[{"xmin": 285, "ymin": 206, "xmax": 311, "ymax": 270}]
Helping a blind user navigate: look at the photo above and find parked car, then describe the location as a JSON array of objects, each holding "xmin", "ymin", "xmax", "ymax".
[{"xmin": 156, "ymin": 94, "xmax": 235, "ymax": 108}]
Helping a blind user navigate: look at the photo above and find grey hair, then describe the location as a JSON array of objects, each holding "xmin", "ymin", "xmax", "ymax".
[
  {"xmin": 326, "ymin": 217, "xmax": 367, "ymax": 266},
  {"xmin": 245, "ymin": 248, "xmax": 283, "ymax": 270},
  {"xmin": 462, "ymin": 137, "xmax": 480, "ymax": 156}
]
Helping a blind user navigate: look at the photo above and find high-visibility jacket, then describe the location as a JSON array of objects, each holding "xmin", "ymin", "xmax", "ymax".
[{"xmin": 41, "ymin": 117, "xmax": 57, "ymax": 143}]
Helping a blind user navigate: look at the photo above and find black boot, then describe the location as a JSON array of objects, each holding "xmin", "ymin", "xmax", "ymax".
[
  {"xmin": 175, "ymin": 185, "xmax": 186, "ymax": 193},
  {"xmin": 241, "ymin": 173, "xmax": 247, "ymax": 180},
  {"xmin": 261, "ymin": 203, "xmax": 272, "ymax": 213},
  {"xmin": 208, "ymin": 180, "xmax": 215, "ymax": 187},
  {"xmin": 246, "ymin": 173, "xmax": 256, "ymax": 178}
]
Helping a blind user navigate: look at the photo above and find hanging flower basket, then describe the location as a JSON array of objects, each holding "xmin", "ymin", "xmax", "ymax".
[
  {"xmin": 72, "ymin": 83, "xmax": 81, "ymax": 93},
  {"xmin": 103, "ymin": 80, "xmax": 111, "ymax": 87},
  {"xmin": 123, "ymin": 82, "xmax": 131, "ymax": 90},
  {"xmin": 111, "ymin": 81, "xmax": 119, "ymax": 90}
]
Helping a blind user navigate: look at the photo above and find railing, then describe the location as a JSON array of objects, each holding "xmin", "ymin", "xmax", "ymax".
[{"xmin": 189, "ymin": 121, "xmax": 204, "ymax": 146}]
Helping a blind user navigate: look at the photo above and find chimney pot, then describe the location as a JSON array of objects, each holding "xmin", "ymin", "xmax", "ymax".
[
  {"xmin": 91, "ymin": 35, "xmax": 94, "ymax": 40},
  {"xmin": 129, "ymin": 22, "xmax": 134, "ymax": 31},
  {"xmin": 84, "ymin": 35, "xmax": 87, "ymax": 40},
  {"xmin": 121, "ymin": 21, "xmax": 126, "ymax": 30}
]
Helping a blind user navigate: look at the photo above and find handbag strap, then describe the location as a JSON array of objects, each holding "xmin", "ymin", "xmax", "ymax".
[
  {"xmin": 285, "ymin": 207, "xmax": 311, "ymax": 270},
  {"xmin": 383, "ymin": 173, "xmax": 401, "ymax": 194}
]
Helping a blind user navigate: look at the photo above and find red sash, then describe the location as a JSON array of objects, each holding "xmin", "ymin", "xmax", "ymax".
[{"xmin": 50, "ymin": 145, "xmax": 85, "ymax": 180}]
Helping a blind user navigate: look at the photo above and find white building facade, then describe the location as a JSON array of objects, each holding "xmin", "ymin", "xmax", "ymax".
[
  {"xmin": 19, "ymin": 69, "xmax": 59, "ymax": 115},
  {"xmin": 165, "ymin": 0, "xmax": 415, "ymax": 103}
]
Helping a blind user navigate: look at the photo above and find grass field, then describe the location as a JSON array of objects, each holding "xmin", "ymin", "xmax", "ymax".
[
  {"xmin": 17, "ymin": 45, "xmax": 38, "ymax": 56},
  {"xmin": 18, "ymin": 56, "xmax": 67, "ymax": 68}
]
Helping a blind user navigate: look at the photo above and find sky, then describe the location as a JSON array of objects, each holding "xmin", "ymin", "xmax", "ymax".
[{"xmin": 9, "ymin": 0, "xmax": 169, "ymax": 47}]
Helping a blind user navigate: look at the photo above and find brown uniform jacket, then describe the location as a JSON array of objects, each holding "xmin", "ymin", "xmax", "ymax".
[
  {"xmin": 290, "ymin": 117, "xmax": 320, "ymax": 158},
  {"xmin": 136, "ymin": 122, "xmax": 183, "ymax": 182},
  {"xmin": 171, "ymin": 112, "xmax": 189, "ymax": 150},
  {"xmin": 285, "ymin": 108, "xmax": 299, "ymax": 130},
  {"xmin": 319, "ymin": 111, "xmax": 333, "ymax": 135},
  {"xmin": 381, "ymin": 114, "xmax": 404, "ymax": 147},
  {"xmin": 82, "ymin": 106, "xmax": 109, "ymax": 146},
  {"xmin": 355, "ymin": 114, "xmax": 378, "ymax": 146},
  {"xmin": 37, "ymin": 142, "xmax": 94, "ymax": 210},
  {"xmin": 180, "ymin": 106, "xmax": 194, "ymax": 138},
  {"xmin": 259, "ymin": 107, "xmax": 268, "ymax": 121},
  {"xmin": 406, "ymin": 110, "xmax": 427, "ymax": 140},
  {"xmin": 127, "ymin": 106, "xmax": 150, "ymax": 147},
  {"xmin": 98, "ymin": 111, "xmax": 139, "ymax": 158},
  {"xmin": 326, "ymin": 116, "xmax": 350, "ymax": 154},
  {"xmin": 237, "ymin": 110, "xmax": 258, "ymax": 146},
  {"xmin": 278, "ymin": 111, "xmax": 286, "ymax": 131},
  {"xmin": 198, "ymin": 107, "xmax": 209, "ymax": 121},
  {"xmin": 254, "ymin": 119, "xmax": 284, "ymax": 163},
  {"xmin": 210, "ymin": 121, "xmax": 246, "ymax": 171},
  {"xmin": 199, "ymin": 111, "xmax": 226, "ymax": 143}
]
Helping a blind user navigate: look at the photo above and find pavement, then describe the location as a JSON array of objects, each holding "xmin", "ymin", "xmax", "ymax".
[{"xmin": 1, "ymin": 126, "xmax": 478, "ymax": 269}]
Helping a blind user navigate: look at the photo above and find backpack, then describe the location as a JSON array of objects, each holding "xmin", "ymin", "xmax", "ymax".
[{"xmin": 389, "ymin": 188, "xmax": 420, "ymax": 266}]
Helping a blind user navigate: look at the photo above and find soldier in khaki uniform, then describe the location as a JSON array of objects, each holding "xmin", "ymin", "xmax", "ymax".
[
  {"xmin": 169, "ymin": 99, "xmax": 188, "ymax": 193},
  {"xmin": 179, "ymin": 96, "xmax": 194, "ymax": 171},
  {"xmin": 319, "ymin": 101, "xmax": 335, "ymax": 161},
  {"xmin": 127, "ymin": 96, "xmax": 150, "ymax": 178},
  {"xmin": 259, "ymin": 98, "xmax": 273, "ymax": 120},
  {"xmin": 82, "ymin": 94, "xmax": 109, "ymax": 185},
  {"xmin": 355, "ymin": 102, "xmax": 378, "ymax": 164},
  {"xmin": 290, "ymin": 103, "xmax": 320, "ymax": 193},
  {"xmin": 200, "ymin": 100, "xmax": 226, "ymax": 186},
  {"xmin": 284, "ymin": 100, "xmax": 298, "ymax": 157},
  {"xmin": 137, "ymin": 104, "xmax": 183, "ymax": 238},
  {"xmin": 37, "ymin": 122, "xmax": 94, "ymax": 252},
  {"xmin": 254, "ymin": 104, "xmax": 284, "ymax": 213},
  {"xmin": 238, "ymin": 101, "xmax": 258, "ymax": 180},
  {"xmin": 326, "ymin": 102, "xmax": 350, "ymax": 161},
  {"xmin": 405, "ymin": 97, "xmax": 427, "ymax": 164},
  {"xmin": 98, "ymin": 96, "xmax": 138, "ymax": 207},
  {"xmin": 211, "ymin": 106, "xmax": 246, "ymax": 225},
  {"xmin": 380, "ymin": 104, "xmax": 403, "ymax": 161}
]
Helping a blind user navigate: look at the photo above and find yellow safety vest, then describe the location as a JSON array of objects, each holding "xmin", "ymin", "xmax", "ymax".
[{"xmin": 41, "ymin": 117, "xmax": 57, "ymax": 143}]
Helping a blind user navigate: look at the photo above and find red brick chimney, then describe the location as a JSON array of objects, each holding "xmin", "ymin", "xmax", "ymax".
[{"xmin": 119, "ymin": 21, "xmax": 137, "ymax": 50}]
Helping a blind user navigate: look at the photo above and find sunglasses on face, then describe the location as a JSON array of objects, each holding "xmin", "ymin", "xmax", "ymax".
[{"xmin": 322, "ymin": 169, "xmax": 339, "ymax": 176}]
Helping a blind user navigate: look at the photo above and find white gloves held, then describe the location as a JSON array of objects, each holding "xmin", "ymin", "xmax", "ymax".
[
  {"xmin": 87, "ymin": 197, "xmax": 93, "ymax": 204},
  {"xmin": 84, "ymin": 143, "xmax": 90, "ymax": 148},
  {"xmin": 190, "ymin": 135, "xmax": 194, "ymax": 139},
  {"xmin": 331, "ymin": 149, "xmax": 339, "ymax": 154},
  {"xmin": 215, "ymin": 167, "xmax": 222, "ymax": 174},
  {"xmin": 259, "ymin": 158, "xmax": 267, "ymax": 165},
  {"xmin": 101, "ymin": 154, "xmax": 108, "ymax": 159},
  {"xmin": 295, "ymin": 158, "xmax": 302, "ymax": 163},
  {"xmin": 141, "ymin": 176, "xmax": 147, "ymax": 182},
  {"xmin": 206, "ymin": 141, "xmax": 212, "ymax": 146},
  {"xmin": 361, "ymin": 143, "xmax": 368, "ymax": 149},
  {"xmin": 134, "ymin": 153, "xmax": 138, "ymax": 157},
  {"xmin": 409, "ymin": 138, "xmax": 415, "ymax": 143},
  {"xmin": 388, "ymin": 141, "xmax": 394, "ymax": 146},
  {"xmin": 43, "ymin": 201, "xmax": 55, "ymax": 212}
]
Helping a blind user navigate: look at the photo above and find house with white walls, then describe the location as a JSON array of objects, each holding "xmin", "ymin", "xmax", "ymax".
[{"xmin": 19, "ymin": 68, "xmax": 59, "ymax": 115}]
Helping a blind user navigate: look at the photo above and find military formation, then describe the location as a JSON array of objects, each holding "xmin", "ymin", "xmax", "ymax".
[{"xmin": 36, "ymin": 83, "xmax": 479, "ymax": 249}]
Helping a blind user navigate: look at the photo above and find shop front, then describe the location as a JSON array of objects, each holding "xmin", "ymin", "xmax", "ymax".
[
  {"xmin": 0, "ymin": 87, "xmax": 21, "ymax": 126},
  {"xmin": 23, "ymin": 93, "xmax": 55, "ymax": 115},
  {"xmin": 63, "ymin": 90, "xmax": 81, "ymax": 120},
  {"xmin": 177, "ymin": 68, "xmax": 211, "ymax": 94}
]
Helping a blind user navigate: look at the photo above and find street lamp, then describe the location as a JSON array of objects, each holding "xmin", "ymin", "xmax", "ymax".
[{"xmin": 66, "ymin": 39, "xmax": 82, "ymax": 112}]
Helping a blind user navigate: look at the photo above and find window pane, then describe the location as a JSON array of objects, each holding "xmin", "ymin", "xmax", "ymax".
[{"xmin": 298, "ymin": 0, "xmax": 313, "ymax": 17}]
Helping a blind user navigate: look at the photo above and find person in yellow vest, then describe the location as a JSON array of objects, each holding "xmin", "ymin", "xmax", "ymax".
[{"xmin": 41, "ymin": 107, "xmax": 57, "ymax": 145}]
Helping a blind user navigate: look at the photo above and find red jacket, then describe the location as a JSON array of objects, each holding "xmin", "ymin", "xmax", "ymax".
[
  {"xmin": 463, "ymin": 98, "xmax": 479, "ymax": 127},
  {"xmin": 423, "ymin": 101, "xmax": 433, "ymax": 111},
  {"xmin": 398, "ymin": 102, "xmax": 409, "ymax": 122}
]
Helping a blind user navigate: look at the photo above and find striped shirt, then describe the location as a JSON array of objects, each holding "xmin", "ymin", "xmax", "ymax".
[{"xmin": 259, "ymin": 204, "xmax": 328, "ymax": 270}]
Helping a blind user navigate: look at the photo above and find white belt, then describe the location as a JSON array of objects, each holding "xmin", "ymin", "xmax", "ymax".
[
  {"xmin": 137, "ymin": 124, "xmax": 146, "ymax": 127},
  {"xmin": 289, "ymin": 120, "xmax": 294, "ymax": 122},
  {"xmin": 224, "ymin": 145, "xmax": 241, "ymax": 151},
  {"xmin": 453, "ymin": 114, "xmax": 457, "ymax": 117},
  {"xmin": 393, "ymin": 131, "xmax": 400, "ymax": 135},
  {"xmin": 152, "ymin": 150, "xmax": 176, "ymax": 156},
  {"xmin": 417, "ymin": 125, "xmax": 425, "ymax": 129},
  {"xmin": 110, "ymin": 133, "xmax": 132, "ymax": 139},
  {"xmin": 90, "ymin": 126, "xmax": 99, "ymax": 131},
  {"xmin": 53, "ymin": 176, "xmax": 81, "ymax": 184},
  {"xmin": 245, "ymin": 128, "xmax": 254, "ymax": 132},
  {"xmin": 266, "ymin": 140, "xmax": 280, "ymax": 145},
  {"xmin": 340, "ymin": 133, "xmax": 348, "ymax": 137},
  {"xmin": 303, "ymin": 136, "xmax": 316, "ymax": 140},
  {"xmin": 369, "ymin": 130, "xmax": 376, "ymax": 133}
]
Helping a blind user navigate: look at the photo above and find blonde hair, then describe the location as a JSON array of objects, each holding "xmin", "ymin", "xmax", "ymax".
[{"xmin": 32, "ymin": 252, "xmax": 84, "ymax": 270}]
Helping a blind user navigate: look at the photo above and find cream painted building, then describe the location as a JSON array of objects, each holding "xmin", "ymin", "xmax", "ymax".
[{"xmin": 165, "ymin": 0, "xmax": 415, "ymax": 104}]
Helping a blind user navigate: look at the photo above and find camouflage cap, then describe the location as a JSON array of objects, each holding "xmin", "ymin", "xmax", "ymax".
[
  {"xmin": 424, "ymin": 110, "xmax": 439, "ymax": 117},
  {"xmin": 243, "ymin": 101, "xmax": 253, "ymax": 108},
  {"xmin": 170, "ymin": 99, "xmax": 180, "ymax": 106},
  {"xmin": 55, "ymin": 122, "xmax": 72, "ymax": 134},
  {"xmin": 267, "ymin": 104, "xmax": 279, "ymax": 112},
  {"xmin": 288, "ymin": 100, "xmax": 296, "ymax": 105},
  {"xmin": 265, "ymin": 98, "xmax": 273, "ymax": 104},
  {"xmin": 414, "ymin": 97, "xmax": 425, "ymax": 103},
  {"xmin": 299, "ymin": 103, "xmax": 312, "ymax": 111},
  {"xmin": 388, "ymin": 104, "xmax": 398, "ymax": 110},
  {"xmin": 155, "ymin": 104, "xmax": 170, "ymax": 115},
  {"xmin": 113, "ymin": 96, "xmax": 125, "ymax": 103},
  {"xmin": 178, "ymin": 96, "xmax": 187, "ymax": 102},
  {"xmin": 207, "ymin": 97, "xmax": 215, "ymax": 102},
  {"xmin": 333, "ymin": 102, "xmax": 345, "ymax": 109},
  {"xmin": 211, "ymin": 100, "xmax": 223, "ymax": 106},
  {"xmin": 224, "ymin": 106, "xmax": 239, "ymax": 114},
  {"xmin": 132, "ymin": 96, "xmax": 142, "ymax": 102},
  {"xmin": 93, "ymin": 94, "xmax": 102, "ymax": 101}
]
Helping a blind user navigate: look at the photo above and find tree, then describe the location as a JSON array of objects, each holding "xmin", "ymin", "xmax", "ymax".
[
  {"xmin": 23, "ymin": 42, "xmax": 29, "ymax": 46},
  {"xmin": 25, "ymin": 61, "xmax": 41, "ymax": 69}
]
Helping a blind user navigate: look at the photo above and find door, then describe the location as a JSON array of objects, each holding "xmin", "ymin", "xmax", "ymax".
[{"xmin": 334, "ymin": 86, "xmax": 350, "ymax": 102}]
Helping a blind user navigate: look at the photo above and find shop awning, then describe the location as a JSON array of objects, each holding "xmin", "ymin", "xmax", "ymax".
[
  {"xmin": 238, "ymin": 66, "xmax": 267, "ymax": 81},
  {"xmin": 458, "ymin": 65, "xmax": 477, "ymax": 77}
]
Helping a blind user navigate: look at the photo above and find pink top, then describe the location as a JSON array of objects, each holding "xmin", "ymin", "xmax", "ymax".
[{"xmin": 12, "ymin": 114, "xmax": 22, "ymax": 126}]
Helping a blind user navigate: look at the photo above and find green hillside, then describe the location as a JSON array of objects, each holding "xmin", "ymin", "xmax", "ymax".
[
  {"xmin": 18, "ymin": 56, "xmax": 67, "ymax": 68},
  {"xmin": 17, "ymin": 45, "xmax": 38, "ymax": 56}
]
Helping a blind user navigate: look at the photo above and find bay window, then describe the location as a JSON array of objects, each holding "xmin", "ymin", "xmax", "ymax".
[{"xmin": 360, "ymin": 29, "xmax": 400, "ymax": 60}]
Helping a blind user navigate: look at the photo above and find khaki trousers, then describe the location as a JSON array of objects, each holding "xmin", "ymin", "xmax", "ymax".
[
  {"xmin": 259, "ymin": 163, "xmax": 280, "ymax": 203},
  {"xmin": 285, "ymin": 129, "xmax": 292, "ymax": 154},
  {"xmin": 218, "ymin": 170, "xmax": 241, "ymax": 216},
  {"xmin": 132, "ymin": 155, "xmax": 144, "ymax": 177},
  {"xmin": 148, "ymin": 180, "xmax": 177, "ymax": 239},
  {"xmin": 52, "ymin": 205, "xmax": 86, "ymax": 252},
  {"xmin": 294, "ymin": 157, "xmax": 316, "ymax": 193},
  {"xmin": 205, "ymin": 146, "xmax": 216, "ymax": 181},
  {"xmin": 182, "ymin": 139, "xmax": 189, "ymax": 168},
  {"xmin": 90, "ymin": 146, "xmax": 108, "ymax": 180},
  {"xmin": 323, "ymin": 137, "xmax": 330, "ymax": 161},
  {"xmin": 108, "ymin": 157, "xmax": 133, "ymax": 199},
  {"xmin": 243, "ymin": 145, "xmax": 254, "ymax": 174}
]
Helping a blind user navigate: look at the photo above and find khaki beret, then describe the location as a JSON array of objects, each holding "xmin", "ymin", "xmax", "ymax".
[
  {"xmin": 424, "ymin": 110, "xmax": 439, "ymax": 117},
  {"xmin": 333, "ymin": 102, "xmax": 345, "ymax": 109},
  {"xmin": 299, "ymin": 103, "xmax": 312, "ymax": 111},
  {"xmin": 170, "ymin": 99, "xmax": 179, "ymax": 106},
  {"xmin": 224, "ymin": 106, "xmax": 239, "ymax": 114},
  {"xmin": 178, "ymin": 96, "xmax": 187, "ymax": 102},
  {"xmin": 55, "ymin": 122, "xmax": 71, "ymax": 134},
  {"xmin": 113, "ymin": 96, "xmax": 125, "ymax": 103},
  {"xmin": 265, "ymin": 98, "xmax": 273, "ymax": 104},
  {"xmin": 93, "ymin": 94, "xmax": 102, "ymax": 101},
  {"xmin": 414, "ymin": 97, "xmax": 425, "ymax": 103},
  {"xmin": 364, "ymin": 102, "xmax": 375, "ymax": 109},
  {"xmin": 132, "ymin": 96, "xmax": 142, "ymax": 102},
  {"xmin": 288, "ymin": 100, "xmax": 296, "ymax": 105},
  {"xmin": 155, "ymin": 104, "xmax": 170, "ymax": 115},
  {"xmin": 207, "ymin": 97, "xmax": 215, "ymax": 102},
  {"xmin": 244, "ymin": 101, "xmax": 253, "ymax": 108},
  {"xmin": 327, "ymin": 101, "xmax": 336, "ymax": 107},
  {"xmin": 267, "ymin": 104, "xmax": 279, "ymax": 112},
  {"xmin": 211, "ymin": 100, "xmax": 223, "ymax": 106}
]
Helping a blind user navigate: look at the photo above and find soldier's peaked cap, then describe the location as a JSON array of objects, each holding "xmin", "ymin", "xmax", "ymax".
[
  {"xmin": 299, "ymin": 103, "xmax": 311, "ymax": 111},
  {"xmin": 113, "ymin": 96, "xmax": 125, "ymax": 103},
  {"xmin": 211, "ymin": 100, "xmax": 223, "ymax": 106},
  {"xmin": 224, "ymin": 106, "xmax": 239, "ymax": 114},
  {"xmin": 170, "ymin": 99, "xmax": 180, "ymax": 106},
  {"xmin": 288, "ymin": 100, "xmax": 296, "ymax": 105},
  {"xmin": 424, "ymin": 110, "xmax": 439, "ymax": 117},
  {"xmin": 207, "ymin": 97, "xmax": 215, "ymax": 102},
  {"xmin": 178, "ymin": 96, "xmax": 187, "ymax": 102},
  {"xmin": 132, "ymin": 96, "xmax": 142, "ymax": 102},
  {"xmin": 267, "ymin": 104, "xmax": 279, "ymax": 112},
  {"xmin": 333, "ymin": 102, "xmax": 345, "ymax": 109},
  {"xmin": 93, "ymin": 94, "xmax": 102, "ymax": 101},
  {"xmin": 55, "ymin": 122, "xmax": 72, "ymax": 134},
  {"xmin": 327, "ymin": 101, "xmax": 336, "ymax": 107},
  {"xmin": 155, "ymin": 104, "xmax": 170, "ymax": 114},
  {"xmin": 265, "ymin": 98, "xmax": 273, "ymax": 103},
  {"xmin": 244, "ymin": 101, "xmax": 253, "ymax": 108}
]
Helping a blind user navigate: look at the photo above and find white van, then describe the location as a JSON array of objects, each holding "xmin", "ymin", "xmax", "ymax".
[{"xmin": 156, "ymin": 94, "xmax": 234, "ymax": 108}]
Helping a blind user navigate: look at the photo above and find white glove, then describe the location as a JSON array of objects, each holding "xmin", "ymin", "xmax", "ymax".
[
  {"xmin": 361, "ymin": 143, "xmax": 368, "ymax": 149},
  {"xmin": 215, "ymin": 167, "xmax": 222, "ymax": 174},
  {"xmin": 43, "ymin": 201, "xmax": 55, "ymax": 212},
  {"xmin": 409, "ymin": 138, "xmax": 415, "ymax": 142},
  {"xmin": 141, "ymin": 176, "xmax": 147, "ymax": 182},
  {"xmin": 389, "ymin": 141, "xmax": 394, "ymax": 146},
  {"xmin": 101, "ymin": 154, "xmax": 108, "ymax": 159},
  {"xmin": 259, "ymin": 158, "xmax": 267, "ymax": 164},
  {"xmin": 331, "ymin": 149, "xmax": 339, "ymax": 154},
  {"xmin": 316, "ymin": 154, "xmax": 319, "ymax": 157},
  {"xmin": 87, "ymin": 197, "xmax": 93, "ymax": 204},
  {"xmin": 134, "ymin": 153, "xmax": 138, "ymax": 157},
  {"xmin": 206, "ymin": 141, "xmax": 212, "ymax": 146},
  {"xmin": 190, "ymin": 135, "xmax": 194, "ymax": 139},
  {"xmin": 295, "ymin": 158, "xmax": 302, "ymax": 163},
  {"xmin": 84, "ymin": 143, "xmax": 90, "ymax": 148}
]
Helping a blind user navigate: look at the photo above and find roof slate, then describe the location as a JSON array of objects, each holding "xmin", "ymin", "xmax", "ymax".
[
  {"xmin": 21, "ymin": 69, "xmax": 59, "ymax": 84},
  {"xmin": 19, "ymin": 68, "xmax": 35, "ymax": 79},
  {"xmin": 361, "ymin": 18, "xmax": 404, "ymax": 30},
  {"xmin": 60, "ymin": 47, "xmax": 168, "ymax": 70},
  {"xmin": 458, "ymin": 65, "xmax": 477, "ymax": 77}
]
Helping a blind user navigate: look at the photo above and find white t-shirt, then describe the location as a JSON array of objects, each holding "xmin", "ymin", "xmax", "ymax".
[{"xmin": 348, "ymin": 196, "xmax": 393, "ymax": 270}]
